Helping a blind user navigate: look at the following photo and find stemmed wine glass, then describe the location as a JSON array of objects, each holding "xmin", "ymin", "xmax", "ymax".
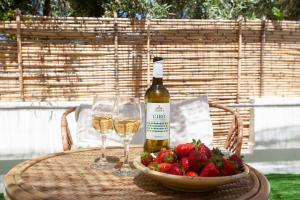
[
  {"xmin": 112, "ymin": 97, "xmax": 141, "ymax": 176},
  {"xmin": 91, "ymin": 96, "xmax": 116, "ymax": 169}
]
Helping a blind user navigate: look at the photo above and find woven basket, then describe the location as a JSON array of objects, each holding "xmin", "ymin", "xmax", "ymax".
[{"xmin": 61, "ymin": 102, "xmax": 243, "ymax": 155}]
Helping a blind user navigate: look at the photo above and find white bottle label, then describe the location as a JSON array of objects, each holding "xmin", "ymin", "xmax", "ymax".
[
  {"xmin": 153, "ymin": 61, "xmax": 163, "ymax": 78},
  {"xmin": 146, "ymin": 103, "xmax": 170, "ymax": 140}
]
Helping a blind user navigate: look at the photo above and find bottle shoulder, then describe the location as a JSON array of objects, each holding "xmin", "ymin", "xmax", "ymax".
[
  {"xmin": 145, "ymin": 85, "xmax": 170, "ymax": 97},
  {"xmin": 145, "ymin": 85, "xmax": 170, "ymax": 103}
]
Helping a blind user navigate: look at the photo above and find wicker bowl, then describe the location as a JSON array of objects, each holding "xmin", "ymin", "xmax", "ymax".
[{"xmin": 133, "ymin": 157, "xmax": 249, "ymax": 192}]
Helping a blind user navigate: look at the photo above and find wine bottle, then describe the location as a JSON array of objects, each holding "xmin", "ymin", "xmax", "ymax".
[{"xmin": 144, "ymin": 57, "xmax": 170, "ymax": 153}]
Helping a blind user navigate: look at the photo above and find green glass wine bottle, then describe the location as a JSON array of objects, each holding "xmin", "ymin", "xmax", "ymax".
[{"xmin": 144, "ymin": 57, "xmax": 170, "ymax": 153}]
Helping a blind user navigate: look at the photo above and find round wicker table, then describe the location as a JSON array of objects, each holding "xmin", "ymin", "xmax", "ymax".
[{"xmin": 4, "ymin": 147, "xmax": 270, "ymax": 200}]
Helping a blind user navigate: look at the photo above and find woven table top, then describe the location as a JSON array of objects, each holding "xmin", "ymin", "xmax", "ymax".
[{"xmin": 4, "ymin": 147, "xmax": 270, "ymax": 200}]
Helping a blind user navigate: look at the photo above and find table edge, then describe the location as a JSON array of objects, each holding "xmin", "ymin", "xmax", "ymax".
[{"xmin": 250, "ymin": 167, "xmax": 271, "ymax": 200}]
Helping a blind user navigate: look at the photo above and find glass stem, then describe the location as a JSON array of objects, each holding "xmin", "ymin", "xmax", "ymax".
[
  {"xmin": 123, "ymin": 138, "xmax": 130, "ymax": 168},
  {"xmin": 100, "ymin": 134, "xmax": 107, "ymax": 162}
]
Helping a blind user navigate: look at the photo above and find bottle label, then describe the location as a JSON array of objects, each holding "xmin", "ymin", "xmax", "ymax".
[
  {"xmin": 146, "ymin": 103, "xmax": 170, "ymax": 140},
  {"xmin": 153, "ymin": 61, "xmax": 163, "ymax": 78}
]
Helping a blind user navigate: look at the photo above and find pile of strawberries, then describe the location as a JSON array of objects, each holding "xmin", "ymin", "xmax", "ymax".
[{"xmin": 141, "ymin": 140, "xmax": 244, "ymax": 177}]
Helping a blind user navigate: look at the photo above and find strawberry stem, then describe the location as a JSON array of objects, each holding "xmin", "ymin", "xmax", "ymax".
[{"xmin": 192, "ymin": 139, "xmax": 202, "ymax": 151}]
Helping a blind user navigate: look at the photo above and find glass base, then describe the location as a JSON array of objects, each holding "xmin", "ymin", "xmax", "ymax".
[
  {"xmin": 112, "ymin": 166, "xmax": 138, "ymax": 177},
  {"xmin": 90, "ymin": 161, "xmax": 115, "ymax": 170}
]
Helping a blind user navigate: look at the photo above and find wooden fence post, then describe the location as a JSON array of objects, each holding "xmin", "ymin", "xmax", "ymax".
[
  {"xmin": 146, "ymin": 17, "xmax": 151, "ymax": 87},
  {"xmin": 236, "ymin": 19, "xmax": 243, "ymax": 104},
  {"xmin": 16, "ymin": 9, "xmax": 24, "ymax": 101},
  {"xmin": 260, "ymin": 17, "xmax": 266, "ymax": 97},
  {"xmin": 114, "ymin": 11, "xmax": 119, "ymax": 96}
]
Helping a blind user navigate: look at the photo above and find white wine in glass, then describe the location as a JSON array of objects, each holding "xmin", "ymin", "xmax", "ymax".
[
  {"xmin": 92, "ymin": 115, "xmax": 113, "ymax": 133},
  {"xmin": 113, "ymin": 118, "xmax": 140, "ymax": 137},
  {"xmin": 112, "ymin": 97, "xmax": 141, "ymax": 177},
  {"xmin": 91, "ymin": 96, "xmax": 116, "ymax": 169}
]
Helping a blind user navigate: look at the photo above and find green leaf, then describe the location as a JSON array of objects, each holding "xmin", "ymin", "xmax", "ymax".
[{"xmin": 272, "ymin": 7, "xmax": 284, "ymax": 20}]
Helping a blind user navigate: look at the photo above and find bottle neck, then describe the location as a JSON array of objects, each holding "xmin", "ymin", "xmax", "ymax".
[
  {"xmin": 152, "ymin": 77, "xmax": 163, "ymax": 85},
  {"xmin": 152, "ymin": 60, "xmax": 163, "ymax": 85}
]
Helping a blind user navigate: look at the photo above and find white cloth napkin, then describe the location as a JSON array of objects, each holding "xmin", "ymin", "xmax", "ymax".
[
  {"xmin": 170, "ymin": 96, "xmax": 213, "ymax": 147},
  {"xmin": 74, "ymin": 96, "xmax": 213, "ymax": 148}
]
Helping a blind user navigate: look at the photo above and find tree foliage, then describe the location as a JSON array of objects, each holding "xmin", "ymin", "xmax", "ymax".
[
  {"xmin": 103, "ymin": 0, "xmax": 171, "ymax": 19},
  {"xmin": 0, "ymin": 0, "xmax": 72, "ymax": 20},
  {"xmin": 0, "ymin": 0, "xmax": 299, "ymax": 20},
  {"xmin": 0, "ymin": 0, "xmax": 15, "ymax": 20},
  {"xmin": 158, "ymin": 0, "xmax": 300, "ymax": 20},
  {"xmin": 67, "ymin": 0, "xmax": 109, "ymax": 17}
]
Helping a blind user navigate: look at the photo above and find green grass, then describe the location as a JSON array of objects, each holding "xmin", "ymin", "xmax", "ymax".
[
  {"xmin": 0, "ymin": 175, "xmax": 299, "ymax": 199},
  {"xmin": 267, "ymin": 174, "xmax": 300, "ymax": 200}
]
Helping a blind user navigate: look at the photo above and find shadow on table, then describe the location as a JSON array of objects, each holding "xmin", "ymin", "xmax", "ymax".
[
  {"xmin": 133, "ymin": 173, "xmax": 211, "ymax": 198},
  {"xmin": 94, "ymin": 156, "xmax": 120, "ymax": 163}
]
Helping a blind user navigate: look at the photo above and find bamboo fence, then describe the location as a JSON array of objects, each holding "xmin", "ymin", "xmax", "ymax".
[{"xmin": 0, "ymin": 14, "xmax": 299, "ymax": 149}]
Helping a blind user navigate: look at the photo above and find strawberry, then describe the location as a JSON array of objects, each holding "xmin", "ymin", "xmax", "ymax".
[
  {"xmin": 199, "ymin": 143, "xmax": 212, "ymax": 159},
  {"xmin": 209, "ymin": 151, "xmax": 233, "ymax": 176},
  {"xmin": 229, "ymin": 154, "xmax": 244, "ymax": 170},
  {"xmin": 180, "ymin": 157, "xmax": 189, "ymax": 171},
  {"xmin": 159, "ymin": 163, "xmax": 173, "ymax": 173},
  {"xmin": 175, "ymin": 143, "xmax": 195, "ymax": 158},
  {"xmin": 148, "ymin": 163, "xmax": 159, "ymax": 171},
  {"xmin": 141, "ymin": 152, "xmax": 153, "ymax": 166},
  {"xmin": 219, "ymin": 159, "xmax": 236, "ymax": 176},
  {"xmin": 168, "ymin": 163, "xmax": 184, "ymax": 176},
  {"xmin": 188, "ymin": 150, "xmax": 208, "ymax": 172},
  {"xmin": 199, "ymin": 162, "xmax": 220, "ymax": 177},
  {"xmin": 186, "ymin": 171, "xmax": 198, "ymax": 177},
  {"xmin": 147, "ymin": 162, "xmax": 173, "ymax": 174},
  {"xmin": 157, "ymin": 150, "xmax": 176, "ymax": 163}
]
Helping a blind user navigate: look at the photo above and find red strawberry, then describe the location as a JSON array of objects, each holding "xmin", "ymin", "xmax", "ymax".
[
  {"xmin": 168, "ymin": 163, "xmax": 184, "ymax": 176},
  {"xmin": 199, "ymin": 162, "xmax": 220, "ymax": 177},
  {"xmin": 199, "ymin": 143, "xmax": 212, "ymax": 159},
  {"xmin": 188, "ymin": 150, "xmax": 208, "ymax": 172},
  {"xmin": 229, "ymin": 154, "xmax": 244, "ymax": 169},
  {"xmin": 219, "ymin": 159, "xmax": 236, "ymax": 176},
  {"xmin": 180, "ymin": 157, "xmax": 189, "ymax": 171},
  {"xmin": 186, "ymin": 171, "xmax": 198, "ymax": 177},
  {"xmin": 141, "ymin": 152, "xmax": 153, "ymax": 166},
  {"xmin": 159, "ymin": 163, "xmax": 173, "ymax": 173},
  {"xmin": 157, "ymin": 150, "xmax": 176, "ymax": 163},
  {"xmin": 175, "ymin": 143, "xmax": 195, "ymax": 158},
  {"xmin": 148, "ymin": 163, "xmax": 159, "ymax": 171}
]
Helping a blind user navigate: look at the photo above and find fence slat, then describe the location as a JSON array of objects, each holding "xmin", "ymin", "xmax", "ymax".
[
  {"xmin": 236, "ymin": 20, "xmax": 242, "ymax": 104},
  {"xmin": 259, "ymin": 18, "xmax": 266, "ymax": 97},
  {"xmin": 114, "ymin": 12, "xmax": 119, "ymax": 96},
  {"xmin": 16, "ymin": 10, "xmax": 24, "ymax": 101},
  {"xmin": 147, "ymin": 18, "xmax": 151, "ymax": 87}
]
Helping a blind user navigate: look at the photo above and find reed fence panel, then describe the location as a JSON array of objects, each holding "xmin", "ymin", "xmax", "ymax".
[{"xmin": 0, "ymin": 15, "xmax": 299, "ymax": 150}]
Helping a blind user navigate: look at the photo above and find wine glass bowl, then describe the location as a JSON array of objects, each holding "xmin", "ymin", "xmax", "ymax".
[
  {"xmin": 91, "ymin": 96, "xmax": 116, "ymax": 169},
  {"xmin": 92, "ymin": 115, "xmax": 113, "ymax": 134},
  {"xmin": 113, "ymin": 117, "xmax": 141, "ymax": 138},
  {"xmin": 112, "ymin": 97, "xmax": 141, "ymax": 176}
]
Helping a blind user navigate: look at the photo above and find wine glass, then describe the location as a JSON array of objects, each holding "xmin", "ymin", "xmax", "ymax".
[
  {"xmin": 91, "ymin": 96, "xmax": 116, "ymax": 169},
  {"xmin": 112, "ymin": 97, "xmax": 141, "ymax": 176}
]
